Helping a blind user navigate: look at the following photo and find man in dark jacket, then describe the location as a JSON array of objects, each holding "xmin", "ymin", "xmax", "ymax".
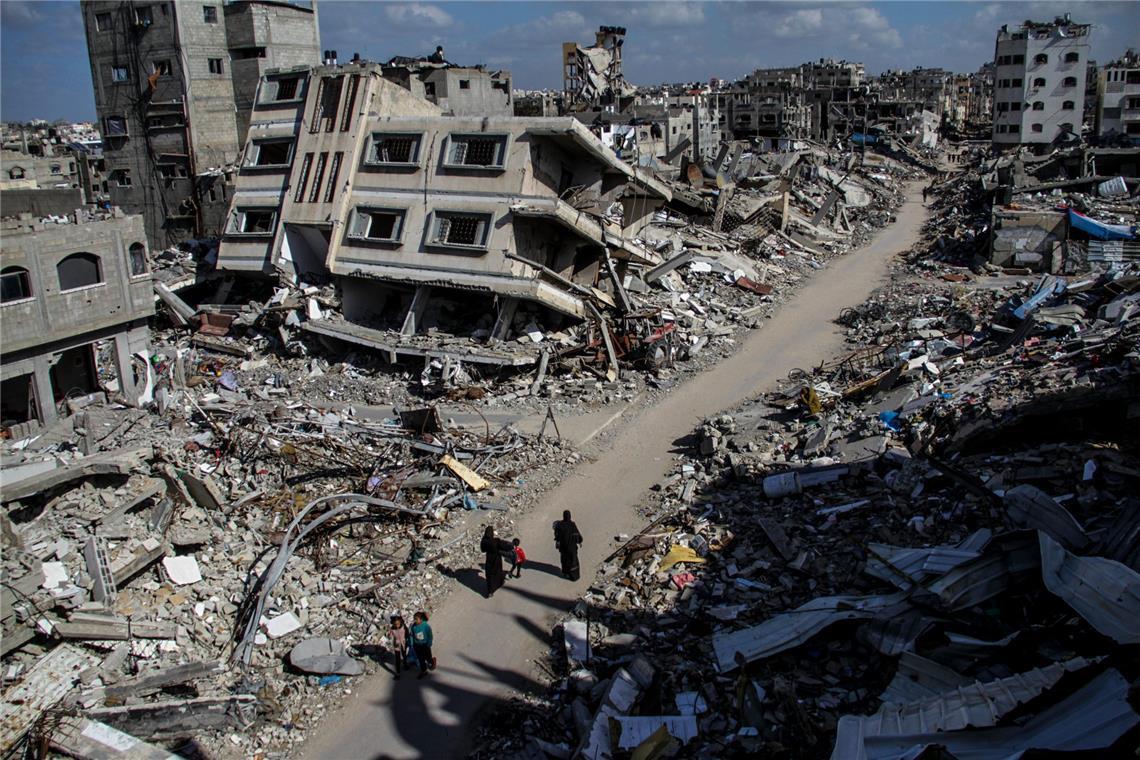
[{"xmin": 553, "ymin": 510, "xmax": 584, "ymax": 581}]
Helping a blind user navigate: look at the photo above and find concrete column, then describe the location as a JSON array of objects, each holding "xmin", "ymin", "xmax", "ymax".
[
  {"xmin": 32, "ymin": 358, "xmax": 57, "ymax": 425},
  {"xmin": 113, "ymin": 332, "xmax": 141, "ymax": 407},
  {"xmin": 490, "ymin": 297, "xmax": 519, "ymax": 343},
  {"xmin": 400, "ymin": 285, "xmax": 432, "ymax": 337}
]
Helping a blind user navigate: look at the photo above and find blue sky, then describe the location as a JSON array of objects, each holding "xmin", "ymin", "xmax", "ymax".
[{"xmin": 3, "ymin": 1, "xmax": 1138, "ymax": 122}]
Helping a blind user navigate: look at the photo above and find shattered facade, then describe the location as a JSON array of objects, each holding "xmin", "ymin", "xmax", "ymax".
[
  {"xmin": 991, "ymin": 16, "xmax": 1091, "ymax": 148},
  {"xmin": 0, "ymin": 212, "xmax": 153, "ymax": 428},
  {"xmin": 81, "ymin": 0, "xmax": 320, "ymax": 249},
  {"xmin": 562, "ymin": 26, "xmax": 635, "ymax": 113},
  {"xmin": 381, "ymin": 59, "xmax": 513, "ymax": 118},
  {"xmin": 1096, "ymin": 49, "xmax": 1140, "ymax": 143}
]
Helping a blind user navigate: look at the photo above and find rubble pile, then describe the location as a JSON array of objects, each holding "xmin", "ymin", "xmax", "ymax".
[
  {"xmin": 471, "ymin": 237, "xmax": 1140, "ymax": 757},
  {"xmin": 1, "ymin": 373, "xmax": 568, "ymax": 755}
]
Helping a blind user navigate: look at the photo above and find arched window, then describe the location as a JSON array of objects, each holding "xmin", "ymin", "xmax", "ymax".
[
  {"xmin": 1034, "ymin": 53, "xmax": 1048, "ymax": 65},
  {"xmin": 128, "ymin": 242, "xmax": 148, "ymax": 276},
  {"xmin": 1032, "ymin": 101, "xmax": 1045, "ymax": 111},
  {"xmin": 1031, "ymin": 123, "xmax": 1044, "ymax": 133},
  {"xmin": 1, "ymin": 266, "xmax": 33, "ymax": 302},
  {"xmin": 1063, "ymin": 76, "xmax": 1078, "ymax": 87},
  {"xmin": 1033, "ymin": 77, "xmax": 1046, "ymax": 88},
  {"xmin": 1062, "ymin": 100, "xmax": 1075, "ymax": 110},
  {"xmin": 1064, "ymin": 52, "xmax": 1080, "ymax": 63},
  {"xmin": 57, "ymin": 252, "xmax": 103, "ymax": 291},
  {"xmin": 8, "ymin": 167, "xmax": 25, "ymax": 180}
]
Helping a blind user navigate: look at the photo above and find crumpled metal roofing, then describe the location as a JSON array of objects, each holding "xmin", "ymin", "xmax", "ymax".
[
  {"xmin": 831, "ymin": 656, "xmax": 1101, "ymax": 759},
  {"xmin": 880, "ymin": 652, "xmax": 973, "ymax": 704},
  {"xmin": 1004, "ymin": 485, "xmax": 1090, "ymax": 552},
  {"xmin": 865, "ymin": 544, "xmax": 981, "ymax": 590},
  {"xmin": 712, "ymin": 591, "xmax": 911, "ymax": 671},
  {"xmin": 838, "ymin": 668, "xmax": 1138, "ymax": 760},
  {"xmin": 1038, "ymin": 531, "xmax": 1140, "ymax": 644},
  {"xmin": 926, "ymin": 534, "xmax": 1040, "ymax": 612}
]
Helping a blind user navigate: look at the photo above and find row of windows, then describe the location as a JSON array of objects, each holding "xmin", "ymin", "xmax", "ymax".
[
  {"xmin": 1106, "ymin": 69, "xmax": 1140, "ymax": 84},
  {"xmin": 95, "ymin": 5, "xmax": 217, "ymax": 31},
  {"xmin": 240, "ymin": 133, "xmax": 510, "ymax": 177},
  {"xmin": 996, "ymin": 122, "xmax": 1075, "ymax": 134},
  {"xmin": 227, "ymin": 206, "xmax": 494, "ymax": 251},
  {"xmin": 0, "ymin": 247, "xmax": 148, "ymax": 304},
  {"xmin": 999, "ymin": 76, "xmax": 1079, "ymax": 89},
  {"xmin": 997, "ymin": 100, "xmax": 1076, "ymax": 112},
  {"xmin": 1032, "ymin": 52, "xmax": 1082, "ymax": 65}
]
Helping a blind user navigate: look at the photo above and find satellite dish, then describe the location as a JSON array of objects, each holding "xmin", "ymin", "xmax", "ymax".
[
  {"xmin": 686, "ymin": 164, "xmax": 703, "ymax": 186},
  {"xmin": 716, "ymin": 172, "xmax": 730, "ymax": 188}
]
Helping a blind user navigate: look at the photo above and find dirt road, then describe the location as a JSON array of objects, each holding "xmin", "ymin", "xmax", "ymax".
[{"xmin": 300, "ymin": 187, "xmax": 928, "ymax": 760}]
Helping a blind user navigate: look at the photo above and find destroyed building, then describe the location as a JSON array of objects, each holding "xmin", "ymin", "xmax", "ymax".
[
  {"xmin": 81, "ymin": 0, "xmax": 320, "ymax": 248},
  {"xmin": 1095, "ymin": 49, "xmax": 1140, "ymax": 144},
  {"xmin": 0, "ymin": 209, "xmax": 153, "ymax": 430},
  {"xmin": 217, "ymin": 60, "xmax": 672, "ymax": 366},
  {"xmin": 562, "ymin": 26, "xmax": 635, "ymax": 113},
  {"xmin": 991, "ymin": 15, "xmax": 1091, "ymax": 149},
  {"xmin": 381, "ymin": 56, "xmax": 514, "ymax": 117}
]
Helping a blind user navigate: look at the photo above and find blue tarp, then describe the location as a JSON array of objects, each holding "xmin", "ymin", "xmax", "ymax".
[
  {"xmin": 1068, "ymin": 209, "xmax": 1136, "ymax": 241},
  {"xmin": 851, "ymin": 133, "xmax": 879, "ymax": 145}
]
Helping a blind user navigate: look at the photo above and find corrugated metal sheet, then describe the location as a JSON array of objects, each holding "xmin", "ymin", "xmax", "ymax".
[
  {"xmin": 1004, "ymin": 485, "xmax": 1090, "ymax": 552},
  {"xmin": 881, "ymin": 653, "xmax": 973, "ymax": 704},
  {"xmin": 1038, "ymin": 531, "xmax": 1140, "ymax": 644},
  {"xmin": 927, "ymin": 535, "xmax": 1040, "ymax": 612},
  {"xmin": 712, "ymin": 592, "xmax": 911, "ymax": 671},
  {"xmin": 1096, "ymin": 497, "xmax": 1140, "ymax": 572},
  {"xmin": 865, "ymin": 544, "xmax": 981, "ymax": 589},
  {"xmin": 832, "ymin": 656, "xmax": 1101, "ymax": 758},
  {"xmin": 849, "ymin": 668, "xmax": 1139, "ymax": 760},
  {"xmin": 858, "ymin": 610, "xmax": 934, "ymax": 657}
]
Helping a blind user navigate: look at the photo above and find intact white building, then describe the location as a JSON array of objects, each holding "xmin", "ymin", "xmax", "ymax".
[{"xmin": 991, "ymin": 15, "xmax": 1091, "ymax": 148}]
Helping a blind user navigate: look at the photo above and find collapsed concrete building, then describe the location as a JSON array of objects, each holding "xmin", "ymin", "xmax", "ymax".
[
  {"xmin": 562, "ymin": 26, "xmax": 635, "ymax": 113},
  {"xmin": 0, "ymin": 210, "xmax": 153, "ymax": 430},
  {"xmin": 217, "ymin": 61, "xmax": 671, "ymax": 367}
]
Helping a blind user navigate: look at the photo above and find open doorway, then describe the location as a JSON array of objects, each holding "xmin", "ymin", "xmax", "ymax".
[
  {"xmin": 281, "ymin": 223, "xmax": 332, "ymax": 284},
  {"xmin": 49, "ymin": 344, "xmax": 98, "ymax": 405},
  {"xmin": 1, "ymin": 374, "xmax": 38, "ymax": 425}
]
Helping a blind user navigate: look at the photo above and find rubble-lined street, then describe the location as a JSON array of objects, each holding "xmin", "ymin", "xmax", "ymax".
[
  {"xmin": 299, "ymin": 185, "xmax": 931, "ymax": 759},
  {"xmin": 4, "ymin": 6, "xmax": 1140, "ymax": 760}
]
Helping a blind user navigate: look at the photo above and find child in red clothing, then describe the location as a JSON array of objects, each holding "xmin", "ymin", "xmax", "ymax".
[{"xmin": 510, "ymin": 538, "xmax": 526, "ymax": 577}]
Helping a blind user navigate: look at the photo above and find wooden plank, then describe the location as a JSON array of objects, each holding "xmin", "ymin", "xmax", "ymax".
[{"xmin": 440, "ymin": 455, "xmax": 489, "ymax": 492}]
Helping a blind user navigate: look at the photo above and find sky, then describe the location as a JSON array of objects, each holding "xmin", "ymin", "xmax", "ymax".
[{"xmin": 2, "ymin": 1, "xmax": 1138, "ymax": 123}]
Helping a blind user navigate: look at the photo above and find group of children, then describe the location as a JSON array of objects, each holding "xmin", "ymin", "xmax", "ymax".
[
  {"xmin": 385, "ymin": 538, "xmax": 530, "ymax": 681},
  {"xmin": 386, "ymin": 611, "xmax": 435, "ymax": 680}
]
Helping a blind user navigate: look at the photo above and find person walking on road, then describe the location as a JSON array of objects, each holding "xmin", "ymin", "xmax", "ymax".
[
  {"xmin": 509, "ymin": 538, "xmax": 526, "ymax": 578},
  {"xmin": 388, "ymin": 614, "xmax": 409, "ymax": 680},
  {"xmin": 480, "ymin": 526, "xmax": 511, "ymax": 597},
  {"xmin": 554, "ymin": 510, "xmax": 584, "ymax": 581},
  {"xmin": 411, "ymin": 611, "xmax": 435, "ymax": 679}
]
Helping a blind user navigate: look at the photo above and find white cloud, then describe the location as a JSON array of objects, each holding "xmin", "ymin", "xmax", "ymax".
[
  {"xmin": 384, "ymin": 3, "xmax": 453, "ymax": 28},
  {"xmin": 488, "ymin": 10, "xmax": 593, "ymax": 50},
  {"xmin": 739, "ymin": 4, "xmax": 901, "ymax": 50},
  {"xmin": 1, "ymin": 1, "xmax": 42, "ymax": 26},
  {"xmin": 625, "ymin": 2, "xmax": 706, "ymax": 27}
]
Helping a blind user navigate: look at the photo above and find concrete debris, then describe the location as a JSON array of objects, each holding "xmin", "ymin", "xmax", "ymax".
[{"xmin": 469, "ymin": 146, "xmax": 1140, "ymax": 758}]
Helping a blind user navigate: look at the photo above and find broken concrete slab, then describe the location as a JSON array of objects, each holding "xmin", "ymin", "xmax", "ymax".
[{"xmin": 287, "ymin": 638, "xmax": 363, "ymax": 676}]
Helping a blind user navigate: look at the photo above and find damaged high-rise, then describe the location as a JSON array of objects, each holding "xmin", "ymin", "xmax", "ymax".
[
  {"xmin": 81, "ymin": 0, "xmax": 320, "ymax": 249},
  {"xmin": 217, "ymin": 61, "xmax": 671, "ymax": 367}
]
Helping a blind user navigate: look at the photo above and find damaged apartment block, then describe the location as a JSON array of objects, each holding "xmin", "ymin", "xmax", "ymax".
[
  {"xmin": 218, "ymin": 60, "xmax": 672, "ymax": 372},
  {"xmin": 1, "ymin": 210, "xmax": 153, "ymax": 431}
]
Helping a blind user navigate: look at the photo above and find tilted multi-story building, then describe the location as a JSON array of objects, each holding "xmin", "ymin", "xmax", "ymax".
[
  {"xmin": 217, "ymin": 62, "xmax": 671, "ymax": 366},
  {"xmin": 81, "ymin": 0, "xmax": 319, "ymax": 248},
  {"xmin": 991, "ymin": 15, "xmax": 1091, "ymax": 148}
]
